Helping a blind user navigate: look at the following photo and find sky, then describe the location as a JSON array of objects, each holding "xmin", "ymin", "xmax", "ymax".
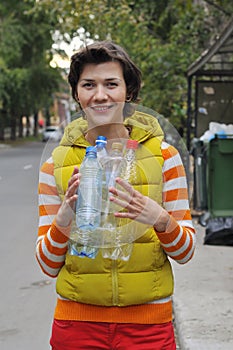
[{"xmin": 50, "ymin": 29, "xmax": 93, "ymax": 69}]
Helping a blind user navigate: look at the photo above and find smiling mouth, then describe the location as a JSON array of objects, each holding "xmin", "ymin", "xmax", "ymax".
[{"xmin": 91, "ymin": 105, "xmax": 114, "ymax": 112}]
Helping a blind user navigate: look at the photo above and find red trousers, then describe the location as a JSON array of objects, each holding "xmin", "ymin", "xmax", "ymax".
[{"xmin": 50, "ymin": 319, "xmax": 176, "ymax": 350}]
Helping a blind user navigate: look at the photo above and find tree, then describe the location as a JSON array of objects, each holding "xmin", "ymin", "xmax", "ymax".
[
  {"xmin": 0, "ymin": 0, "xmax": 61, "ymax": 140},
  {"xmin": 33, "ymin": 0, "xmax": 233, "ymax": 131}
]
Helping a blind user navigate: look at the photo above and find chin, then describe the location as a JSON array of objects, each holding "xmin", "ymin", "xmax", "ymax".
[{"xmin": 88, "ymin": 115, "xmax": 124, "ymax": 129}]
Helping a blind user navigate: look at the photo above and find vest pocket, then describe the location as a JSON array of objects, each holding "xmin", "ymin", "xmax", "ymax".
[{"xmin": 65, "ymin": 252, "xmax": 111, "ymax": 274}]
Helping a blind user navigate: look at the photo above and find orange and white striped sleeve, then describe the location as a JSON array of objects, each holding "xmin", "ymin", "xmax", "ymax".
[
  {"xmin": 157, "ymin": 142, "xmax": 196, "ymax": 264},
  {"xmin": 36, "ymin": 157, "xmax": 69, "ymax": 277}
]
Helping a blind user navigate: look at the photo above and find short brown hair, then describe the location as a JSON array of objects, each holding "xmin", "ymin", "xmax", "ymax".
[{"xmin": 68, "ymin": 41, "xmax": 142, "ymax": 104}]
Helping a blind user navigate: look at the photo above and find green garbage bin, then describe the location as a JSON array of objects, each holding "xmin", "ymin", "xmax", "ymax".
[{"xmin": 207, "ymin": 136, "xmax": 233, "ymax": 217}]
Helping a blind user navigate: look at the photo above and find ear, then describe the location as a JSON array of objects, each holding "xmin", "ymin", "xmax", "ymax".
[{"xmin": 125, "ymin": 95, "xmax": 132, "ymax": 102}]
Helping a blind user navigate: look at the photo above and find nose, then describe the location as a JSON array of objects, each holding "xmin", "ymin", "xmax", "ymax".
[{"xmin": 93, "ymin": 85, "xmax": 108, "ymax": 101}]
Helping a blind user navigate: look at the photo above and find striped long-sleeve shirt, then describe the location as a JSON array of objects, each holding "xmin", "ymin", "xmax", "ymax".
[{"xmin": 36, "ymin": 141, "xmax": 196, "ymax": 324}]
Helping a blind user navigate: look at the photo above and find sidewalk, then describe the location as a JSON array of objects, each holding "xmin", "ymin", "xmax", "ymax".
[
  {"xmin": 0, "ymin": 143, "xmax": 11, "ymax": 149},
  {"xmin": 172, "ymin": 220, "xmax": 233, "ymax": 349}
]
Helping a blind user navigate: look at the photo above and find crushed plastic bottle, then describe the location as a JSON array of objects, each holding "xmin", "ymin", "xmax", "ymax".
[{"xmin": 101, "ymin": 141, "xmax": 139, "ymax": 261}]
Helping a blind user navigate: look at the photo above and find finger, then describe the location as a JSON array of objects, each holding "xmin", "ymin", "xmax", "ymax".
[
  {"xmin": 68, "ymin": 172, "xmax": 80, "ymax": 187},
  {"xmin": 67, "ymin": 166, "xmax": 79, "ymax": 186},
  {"xmin": 110, "ymin": 178, "xmax": 137, "ymax": 201},
  {"xmin": 109, "ymin": 186, "xmax": 134, "ymax": 204},
  {"xmin": 114, "ymin": 211, "xmax": 136, "ymax": 220},
  {"xmin": 115, "ymin": 177, "xmax": 133, "ymax": 193},
  {"xmin": 62, "ymin": 193, "xmax": 78, "ymax": 214},
  {"xmin": 112, "ymin": 199, "xmax": 147, "ymax": 223},
  {"xmin": 67, "ymin": 177, "xmax": 79, "ymax": 196},
  {"xmin": 66, "ymin": 194, "xmax": 78, "ymax": 206},
  {"xmin": 110, "ymin": 196, "xmax": 129, "ymax": 210},
  {"xmin": 72, "ymin": 166, "xmax": 79, "ymax": 175},
  {"xmin": 68, "ymin": 173, "xmax": 81, "ymax": 194}
]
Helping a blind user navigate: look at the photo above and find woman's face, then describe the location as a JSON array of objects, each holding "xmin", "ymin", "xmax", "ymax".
[{"xmin": 77, "ymin": 61, "xmax": 127, "ymax": 128}]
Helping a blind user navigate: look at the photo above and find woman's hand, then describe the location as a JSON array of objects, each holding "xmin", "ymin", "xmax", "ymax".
[
  {"xmin": 56, "ymin": 166, "xmax": 80, "ymax": 227},
  {"xmin": 109, "ymin": 177, "xmax": 171, "ymax": 232}
]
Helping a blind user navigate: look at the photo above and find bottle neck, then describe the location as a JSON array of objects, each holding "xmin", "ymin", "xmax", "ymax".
[
  {"xmin": 86, "ymin": 151, "xmax": 97, "ymax": 159},
  {"xmin": 96, "ymin": 143, "xmax": 106, "ymax": 150},
  {"xmin": 111, "ymin": 150, "xmax": 123, "ymax": 157}
]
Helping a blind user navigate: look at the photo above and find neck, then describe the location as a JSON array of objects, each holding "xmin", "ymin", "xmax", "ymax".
[{"xmin": 85, "ymin": 123, "xmax": 129, "ymax": 145}]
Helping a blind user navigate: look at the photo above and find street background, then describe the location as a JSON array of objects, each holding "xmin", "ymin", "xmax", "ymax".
[
  {"xmin": 0, "ymin": 142, "xmax": 232, "ymax": 350},
  {"xmin": 0, "ymin": 142, "xmax": 56, "ymax": 350}
]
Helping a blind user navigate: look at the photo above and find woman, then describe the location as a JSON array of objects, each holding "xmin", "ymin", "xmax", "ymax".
[{"xmin": 36, "ymin": 41, "xmax": 196, "ymax": 349}]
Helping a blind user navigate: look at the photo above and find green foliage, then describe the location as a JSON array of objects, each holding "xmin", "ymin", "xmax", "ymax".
[
  {"xmin": 33, "ymin": 0, "xmax": 233, "ymax": 130},
  {"xmin": 0, "ymin": 0, "xmax": 62, "ymax": 139}
]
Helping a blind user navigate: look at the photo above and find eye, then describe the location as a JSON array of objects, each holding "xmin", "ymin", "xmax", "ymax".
[
  {"xmin": 82, "ymin": 82, "xmax": 95, "ymax": 89},
  {"xmin": 106, "ymin": 82, "xmax": 118, "ymax": 88}
]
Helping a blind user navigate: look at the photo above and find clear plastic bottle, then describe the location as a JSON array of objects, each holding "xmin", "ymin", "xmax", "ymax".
[
  {"xmin": 95, "ymin": 136, "xmax": 109, "ymax": 216},
  {"xmin": 76, "ymin": 146, "xmax": 103, "ymax": 231},
  {"xmin": 69, "ymin": 241, "xmax": 99, "ymax": 259},
  {"xmin": 107, "ymin": 142, "xmax": 124, "ymax": 188},
  {"xmin": 95, "ymin": 136, "xmax": 108, "ymax": 166},
  {"xmin": 104, "ymin": 142, "xmax": 125, "ymax": 220},
  {"xmin": 73, "ymin": 146, "xmax": 102, "ymax": 258},
  {"xmin": 123, "ymin": 139, "xmax": 139, "ymax": 184},
  {"xmin": 101, "ymin": 142, "xmax": 124, "ymax": 247},
  {"xmin": 102, "ymin": 142, "xmax": 134, "ymax": 261},
  {"xmin": 110, "ymin": 139, "xmax": 139, "ymax": 261}
]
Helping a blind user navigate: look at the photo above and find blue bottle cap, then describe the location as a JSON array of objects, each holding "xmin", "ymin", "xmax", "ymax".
[
  {"xmin": 86, "ymin": 146, "xmax": 97, "ymax": 154},
  {"xmin": 96, "ymin": 135, "xmax": 107, "ymax": 144}
]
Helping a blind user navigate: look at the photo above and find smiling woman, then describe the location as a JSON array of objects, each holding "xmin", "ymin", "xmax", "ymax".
[
  {"xmin": 36, "ymin": 40, "xmax": 195, "ymax": 350},
  {"xmin": 77, "ymin": 62, "xmax": 127, "ymax": 135}
]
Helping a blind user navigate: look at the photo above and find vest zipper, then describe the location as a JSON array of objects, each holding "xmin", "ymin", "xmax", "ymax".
[{"xmin": 111, "ymin": 259, "xmax": 119, "ymax": 305}]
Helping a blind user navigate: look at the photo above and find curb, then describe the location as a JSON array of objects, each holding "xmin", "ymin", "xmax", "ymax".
[{"xmin": 173, "ymin": 298, "xmax": 190, "ymax": 350}]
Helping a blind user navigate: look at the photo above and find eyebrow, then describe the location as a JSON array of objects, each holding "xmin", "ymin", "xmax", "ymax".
[{"xmin": 79, "ymin": 78, "xmax": 122, "ymax": 82}]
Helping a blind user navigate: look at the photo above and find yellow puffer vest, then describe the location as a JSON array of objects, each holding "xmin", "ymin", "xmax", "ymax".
[{"xmin": 52, "ymin": 111, "xmax": 174, "ymax": 306}]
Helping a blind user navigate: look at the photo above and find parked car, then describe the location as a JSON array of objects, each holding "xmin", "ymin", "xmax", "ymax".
[{"xmin": 42, "ymin": 126, "xmax": 63, "ymax": 142}]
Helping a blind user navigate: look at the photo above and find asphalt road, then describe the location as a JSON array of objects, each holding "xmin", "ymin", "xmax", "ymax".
[{"xmin": 0, "ymin": 141, "xmax": 58, "ymax": 350}]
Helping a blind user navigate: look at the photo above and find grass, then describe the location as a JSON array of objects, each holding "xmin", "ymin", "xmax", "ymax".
[{"xmin": 0, "ymin": 135, "xmax": 42, "ymax": 147}]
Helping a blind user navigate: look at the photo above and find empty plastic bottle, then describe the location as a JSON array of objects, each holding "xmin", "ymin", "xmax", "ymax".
[
  {"xmin": 102, "ymin": 141, "xmax": 135, "ymax": 261},
  {"xmin": 95, "ymin": 136, "xmax": 109, "ymax": 214},
  {"xmin": 113, "ymin": 139, "xmax": 139, "ymax": 261},
  {"xmin": 72, "ymin": 146, "xmax": 103, "ymax": 258},
  {"xmin": 76, "ymin": 146, "xmax": 103, "ymax": 231},
  {"xmin": 69, "ymin": 241, "xmax": 99, "ymax": 259},
  {"xmin": 95, "ymin": 136, "xmax": 108, "ymax": 166},
  {"xmin": 123, "ymin": 139, "xmax": 139, "ymax": 184},
  {"xmin": 103, "ymin": 142, "xmax": 125, "ymax": 223},
  {"xmin": 107, "ymin": 142, "xmax": 124, "ymax": 188},
  {"xmin": 101, "ymin": 142, "xmax": 125, "ymax": 251}
]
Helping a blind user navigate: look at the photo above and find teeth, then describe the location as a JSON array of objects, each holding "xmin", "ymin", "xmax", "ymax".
[{"xmin": 92, "ymin": 106, "xmax": 109, "ymax": 111}]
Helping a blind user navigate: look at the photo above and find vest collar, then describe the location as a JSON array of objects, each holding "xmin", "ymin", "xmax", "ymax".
[{"xmin": 59, "ymin": 110, "xmax": 164, "ymax": 147}]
